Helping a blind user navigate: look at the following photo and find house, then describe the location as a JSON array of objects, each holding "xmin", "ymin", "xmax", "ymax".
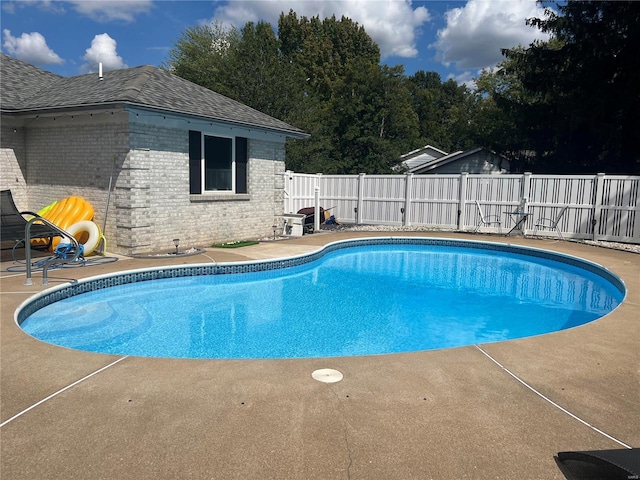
[
  {"xmin": 395, "ymin": 144, "xmax": 448, "ymax": 172},
  {"xmin": 397, "ymin": 145, "xmax": 510, "ymax": 174},
  {"xmin": 0, "ymin": 53, "xmax": 308, "ymax": 255}
]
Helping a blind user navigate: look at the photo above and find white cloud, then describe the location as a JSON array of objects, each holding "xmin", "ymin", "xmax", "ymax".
[
  {"xmin": 448, "ymin": 70, "xmax": 476, "ymax": 89},
  {"xmin": 2, "ymin": 29, "xmax": 64, "ymax": 65},
  {"xmin": 1, "ymin": 2, "xmax": 18, "ymax": 15},
  {"xmin": 2, "ymin": 1, "xmax": 66, "ymax": 15},
  {"xmin": 68, "ymin": 0, "xmax": 152, "ymax": 23},
  {"xmin": 209, "ymin": 0, "xmax": 431, "ymax": 59},
  {"xmin": 2, "ymin": 0, "xmax": 150, "ymax": 20},
  {"xmin": 81, "ymin": 33, "xmax": 127, "ymax": 73},
  {"xmin": 432, "ymin": 0, "xmax": 550, "ymax": 70}
]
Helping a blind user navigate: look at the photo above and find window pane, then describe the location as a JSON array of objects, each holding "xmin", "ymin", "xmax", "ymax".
[
  {"xmin": 188, "ymin": 131, "xmax": 202, "ymax": 194},
  {"xmin": 204, "ymin": 136, "xmax": 232, "ymax": 191},
  {"xmin": 235, "ymin": 137, "xmax": 248, "ymax": 194}
]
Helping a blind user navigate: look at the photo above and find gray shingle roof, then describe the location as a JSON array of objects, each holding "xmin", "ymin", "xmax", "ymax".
[
  {"xmin": 0, "ymin": 53, "xmax": 62, "ymax": 108},
  {"xmin": 1, "ymin": 53, "xmax": 307, "ymax": 137}
]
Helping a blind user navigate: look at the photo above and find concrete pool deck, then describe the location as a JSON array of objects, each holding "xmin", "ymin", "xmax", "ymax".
[{"xmin": 1, "ymin": 232, "xmax": 638, "ymax": 479}]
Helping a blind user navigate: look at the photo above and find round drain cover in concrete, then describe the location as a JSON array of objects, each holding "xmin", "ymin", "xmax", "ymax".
[{"xmin": 312, "ymin": 368, "xmax": 343, "ymax": 383}]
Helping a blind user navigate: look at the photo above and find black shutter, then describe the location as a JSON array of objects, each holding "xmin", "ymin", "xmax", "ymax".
[
  {"xmin": 189, "ymin": 130, "xmax": 202, "ymax": 194},
  {"xmin": 235, "ymin": 137, "xmax": 248, "ymax": 194}
]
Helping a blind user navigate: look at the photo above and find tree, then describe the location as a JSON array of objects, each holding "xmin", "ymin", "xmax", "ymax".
[
  {"xmin": 163, "ymin": 12, "xmax": 498, "ymax": 175},
  {"xmin": 278, "ymin": 11, "xmax": 381, "ymax": 102},
  {"xmin": 224, "ymin": 21, "xmax": 305, "ymax": 120},
  {"xmin": 408, "ymin": 71, "xmax": 448, "ymax": 148},
  {"xmin": 323, "ymin": 62, "xmax": 418, "ymax": 173},
  {"xmin": 496, "ymin": 1, "xmax": 640, "ymax": 173},
  {"xmin": 407, "ymin": 71, "xmax": 476, "ymax": 153},
  {"xmin": 439, "ymin": 79, "xmax": 476, "ymax": 152},
  {"xmin": 278, "ymin": 11, "xmax": 402, "ymax": 173},
  {"xmin": 473, "ymin": 58, "xmax": 540, "ymax": 172},
  {"xmin": 162, "ymin": 23, "xmax": 239, "ymax": 98}
]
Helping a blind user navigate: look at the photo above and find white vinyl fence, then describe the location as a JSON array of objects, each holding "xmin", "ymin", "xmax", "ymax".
[{"xmin": 284, "ymin": 171, "xmax": 640, "ymax": 243}]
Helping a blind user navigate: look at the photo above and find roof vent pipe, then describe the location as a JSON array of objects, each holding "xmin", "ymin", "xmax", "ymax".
[{"xmin": 99, "ymin": 63, "xmax": 103, "ymax": 81}]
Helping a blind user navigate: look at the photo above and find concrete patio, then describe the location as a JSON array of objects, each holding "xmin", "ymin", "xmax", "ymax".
[{"xmin": 1, "ymin": 232, "xmax": 638, "ymax": 479}]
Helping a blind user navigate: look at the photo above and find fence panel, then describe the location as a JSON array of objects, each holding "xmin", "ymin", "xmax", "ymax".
[
  {"xmin": 465, "ymin": 175, "xmax": 523, "ymax": 205},
  {"xmin": 527, "ymin": 175, "xmax": 596, "ymax": 239},
  {"xmin": 285, "ymin": 171, "xmax": 639, "ymax": 243},
  {"xmin": 319, "ymin": 175, "xmax": 359, "ymax": 223},
  {"xmin": 410, "ymin": 175, "xmax": 460, "ymax": 228},
  {"xmin": 360, "ymin": 175, "xmax": 406, "ymax": 225},
  {"xmin": 286, "ymin": 173, "xmax": 319, "ymax": 214},
  {"xmin": 596, "ymin": 176, "xmax": 640, "ymax": 241},
  {"xmin": 464, "ymin": 175, "xmax": 524, "ymax": 232}
]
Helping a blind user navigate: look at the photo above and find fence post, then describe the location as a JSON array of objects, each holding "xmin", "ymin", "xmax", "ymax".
[
  {"xmin": 356, "ymin": 173, "xmax": 365, "ymax": 225},
  {"xmin": 284, "ymin": 170, "xmax": 293, "ymax": 213},
  {"xmin": 522, "ymin": 172, "xmax": 532, "ymax": 202},
  {"xmin": 403, "ymin": 173, "xmax": 413, "ymax": 226},
  {"xmin": 593, "ymin": 172, "xmax": 606, "ymax": 241},
  {"xmin": 314, "ymin": 185, "xmax": 321, "ymax": 232},
  {"xmin": 458, "ymin": 172, "xmax": 468, "ymax": 230}
]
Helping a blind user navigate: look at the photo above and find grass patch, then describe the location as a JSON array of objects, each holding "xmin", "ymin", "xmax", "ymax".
[{"xmin": 211, "ymin": 240, "xmax": 259, "ymax": 248}]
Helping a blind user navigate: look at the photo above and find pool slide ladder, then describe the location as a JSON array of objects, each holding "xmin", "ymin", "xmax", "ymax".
[{"xmin": 24, "ymin": 216, "xmax": 82, "ymax": 286}]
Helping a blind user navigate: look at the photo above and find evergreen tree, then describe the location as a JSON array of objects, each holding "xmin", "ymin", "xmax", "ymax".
[{"xmin": 489, "ymin": 1, "xmax": 640, "ymax": 173}]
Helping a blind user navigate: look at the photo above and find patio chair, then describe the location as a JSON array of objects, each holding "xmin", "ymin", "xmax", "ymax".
[
  {"xmin": 0, "ymin": 190, "xmax": 61, "ymax": 248},
  {"xmin": 533, "ymin": 205, "xmax": 568, "ymax": 240},
  {"xmin": 474, "ymin": 200, "xmax": 502, "ymax": 233}
]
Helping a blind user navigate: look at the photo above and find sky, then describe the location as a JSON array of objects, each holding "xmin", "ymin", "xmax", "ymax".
[{"xmin": 1, "ymin": 0, "xmax": 552, "ymax": 86}]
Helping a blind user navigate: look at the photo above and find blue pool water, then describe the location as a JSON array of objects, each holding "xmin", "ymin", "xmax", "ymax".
[{"xmin": 20, "ymin": 241, "xmax": 624, "ymax": 359}]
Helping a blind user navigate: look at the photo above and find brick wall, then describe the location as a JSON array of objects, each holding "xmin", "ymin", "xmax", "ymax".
[
  {"xmin": 1, "ymin": 113, "xmax": 287, "ymax": 255},
  {"xmin": 0, "ymin": 122, "xmax": 28, "ymax": 208},
  {"xmin": 17, "ymin": 114, "xmax": 130, "ymax": 250},
  {"xmin": 126, "ymin": 121, "xmax": 286, "ymax": 254}
]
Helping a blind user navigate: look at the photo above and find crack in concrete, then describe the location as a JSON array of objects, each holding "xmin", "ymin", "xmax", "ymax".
[{"xmin": 327, "ymin": 385, "xmax": 354, "ymax": 480}]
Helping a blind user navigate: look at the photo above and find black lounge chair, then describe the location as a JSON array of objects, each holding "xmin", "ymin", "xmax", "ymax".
[
  {"xmin": 1, "ymin": 189, "xmax": 61, "ymax": 249},
  {"xmin": 557, "ymin": 448, "xmax": 640, "ymax": 480}
]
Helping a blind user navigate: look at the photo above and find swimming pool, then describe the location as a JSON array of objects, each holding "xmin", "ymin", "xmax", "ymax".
[{"xmin": 17, "ymin": 238, "xmax": 625, "ymax": 359}]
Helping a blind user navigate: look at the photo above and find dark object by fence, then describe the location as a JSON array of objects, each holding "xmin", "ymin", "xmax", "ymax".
[{"xmin": 297, "ymin": 207, "xmax": 327, "ymax": 234}]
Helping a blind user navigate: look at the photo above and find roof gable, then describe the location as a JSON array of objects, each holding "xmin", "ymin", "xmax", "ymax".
[
  {"xmin": 0, "ymin": 53, "xmax": 307, "ymax": 137},
  {"xmin": 396, "ymin": 144, "xmax": 449, "ymax": 171},
  {"xmin": 400, "ymin": 145, "xmax": 448, "ymax": 160}
]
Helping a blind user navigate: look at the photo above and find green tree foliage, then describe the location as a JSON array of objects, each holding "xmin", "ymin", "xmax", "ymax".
[
  {"xmin": 473, "ymin": 56, "xmax": 539, "ymax": 172},
  {"xmin": 407, "ymin": 71, "xmax": 477, "ymax": 154},
  {"xmin": 280, "ymin": 12, "xmax": 407, "ymax": 173},
  {"xmin": 278, "ymin": 11, "xmax": 381, "ymax": 101},
  {"xmin": 479, "ymin": 0, "xmax": 640, "ymax": 173},
  {"xmin": 162, "ymin": 23, "xmax": 239, "ymax": 98},
  {"xmin": 408, "ymin": 71, "xmax": 448, "ymax": 148},
  {"xmin": 278, "ymin": 12, "xmax": 421, "ymax": 174},
  {"xmin": 164, "ymin": 4, "xmax": 639, "ymax": 174},
  {"xmin": 164, "ymin": 13, "xmax": 472, "ymax": 174},
  {"xmin": 323, "ymin": 63, "xmax": 419, "ymax": 173},
  {"xmin": 225, "ymin": 21, "xmax": 305, "ymax": 120}
]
